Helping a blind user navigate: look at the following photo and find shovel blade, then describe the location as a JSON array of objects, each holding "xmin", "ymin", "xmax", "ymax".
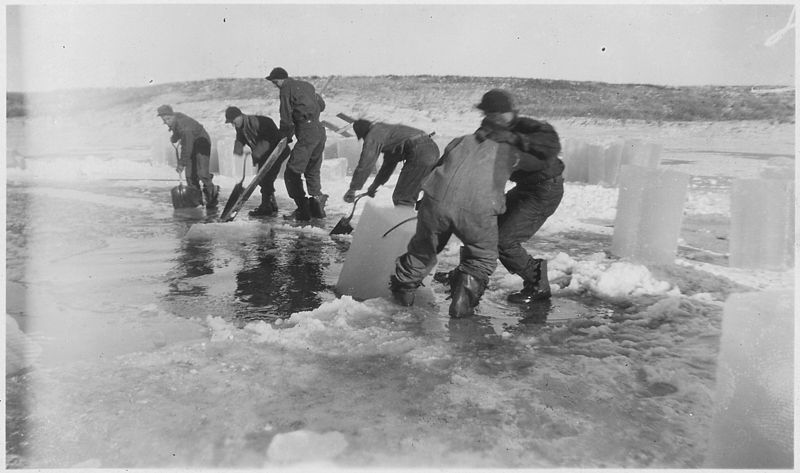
[
  {"xmin": 220, "ymin": 182, "xmax": 244, "ymax": 219},
  {"xmin": 171, "ymin": 184, "xmax": 203, "ymax": 209},
  {"xmin": 330, "ymin": 217, "xmax": 354, "ymax": 235}
]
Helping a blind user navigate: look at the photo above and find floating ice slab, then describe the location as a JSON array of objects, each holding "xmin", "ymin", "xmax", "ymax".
[
  {"xmin": 705, "ymin": 290, "xmax": 793, "ymax": 468},
  {"xmin": 611, "ymin": 165, "xmax": 689, "ymax": 264},
  {"xmin": 184, "ymin": 221, "xmax": 272, "ymax": 241},
  {"xmin": 729, "ymin": 178, "xmax": 794, "ymax": 270},
  {"xmin": 336, "ymin": 201, "xmax": 418, "ymax": 300}
]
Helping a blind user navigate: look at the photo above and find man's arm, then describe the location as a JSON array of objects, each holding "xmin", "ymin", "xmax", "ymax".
[{"xmin": 348, "ymin": 137, "xmax": 383, "ymax": 191}]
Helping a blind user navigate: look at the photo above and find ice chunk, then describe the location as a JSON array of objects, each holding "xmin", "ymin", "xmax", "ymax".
[
  {"xmin": 184, "ymin": 221, "xmax": 272, "ymax": 241},
  {"xmin": 323, "ymin": 138, "xmax": 339, "ymax": 160},
  {"xmin": 562, "ymin": 138, "xmax": 589, "ymax": 183},
  {"xmin": 216, "ymin": 138, "xmax": 255, "ymax": 178},
  {"xmin": 621, "ymin": 139, "xmax": 661, "ymax": 169},
  {"xmin": 611, "ymin": 165, "xmax": 689, "ymax": 264},
  {"xmin": 321, "ymin": 158, "xmax": 348, "ymax": 181},
  {"xmin": 729, "ymin": 178, "xmax": 794, "ymax": 270},
  {"xmin": 705, "ymin": 290, "xmax": 793, "ymax": 468},
  {"xmin": 336, "ymin": 200, "xmax": 417, "ymax": 300},
  {"xmin": 337, "ymin": 138, "xmax": 363, "ymax": 174}
]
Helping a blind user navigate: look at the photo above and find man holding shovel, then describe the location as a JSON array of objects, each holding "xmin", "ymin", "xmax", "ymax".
[
  {"xmin": 266, "ymin": 67, "xmax": 328, "ymax": 221},
  {"xmin": 343, "ymin": 120, "xmax": 439, "ymax": 208},
  {"xmin": 225, "ymin": 106, "xmax": 290, "ymax": 217},
  {"xmin": 158, "ymin": 105, "xmax": 219, "ymax": 209}
]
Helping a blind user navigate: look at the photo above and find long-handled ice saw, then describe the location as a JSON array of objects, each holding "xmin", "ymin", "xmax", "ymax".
[
  {"xmin": 329, "ymin": 192, "xmax": 369, "ymax": 235},
  {"xmin": 219, "ymin": 138, "xmax": 289, "ymax": 222}
]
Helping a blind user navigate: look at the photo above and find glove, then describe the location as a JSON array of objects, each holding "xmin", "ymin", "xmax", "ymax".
[
  {"xmin": 366, "ymin": 185, "xmax": 378, "ymax": 198},
  {"xmin": 343, "ymin": 189, "xmax": 357, "ymax": 203}
]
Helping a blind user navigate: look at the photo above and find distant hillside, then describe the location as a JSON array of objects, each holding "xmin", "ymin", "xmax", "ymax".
[{"xmin": 7, "ymin": 75, "xmax": 795, "ymax": 123}]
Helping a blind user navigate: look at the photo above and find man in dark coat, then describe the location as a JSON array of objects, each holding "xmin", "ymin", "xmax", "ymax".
[
  {"xmin": 157, "ymin": 105, "xmax": 219, "ymax": 208},
  {"xmin": 265, "ymin": 67, "xmax": 328, "ymax": 221},
  {"xmin": 225, "ymin": 106, "xmax": 291, "ymax": 217},
  {"xmin": 391, "ymin": 92, "xmax": 550, "ymax": 318},
  {"xmin": 344, "ymin": 120, "xmax": 439, "ymax": 207}
]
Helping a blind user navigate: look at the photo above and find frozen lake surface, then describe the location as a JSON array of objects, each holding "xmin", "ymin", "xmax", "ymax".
[{"xmin": 5, "ymin": 114, "xmax": 794, "ymax": 468}]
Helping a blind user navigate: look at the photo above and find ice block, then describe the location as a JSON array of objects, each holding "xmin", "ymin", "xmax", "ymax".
[
  {"xmin": 586, "ymin": 144, "xmax": 607, "ymax": 185},
  {"xmin": 704, "ymin": 290, "xmax": 793, "ymax": 469},
  {"xmin": 602, "ymin": 141, "xmax": 624, "ymax": 186},
  {"xmin": 621, "ymin": 139, "xmax": 661, "ymax": 169},
  {"xmin": 336, "ymin": 200, "xmax": 418, "ymax": 300},
  {"xmin": 321, "ymin": 158, "xmax": 348, "ymax": 181},
  {"xmin": 760, "ymin": 156, "xmax": 794, "ymax": 180},
  {"xmin": 151, "ymin": 135, "xmax": 177, "ymax": 167},
  {"xmin": 729, "ymin": 178, "xmax": 794, "ymax": 270},
  {"xmin": 562, "ymin": 138, "xmax": 589, "ymax": 183},
  {"xmin": 611, "ymin": 165, "xmax": 689, "ymax": 264},
  {"xmin": 323, "ymin": 139, "xmax": 339, "ymax": 160},
  {"xmin": 337, "ymin": 138, "xmax": 363, "ymax": 175},
  {"xmin": 216, "ymin": 138, "xmax": 255, "ymax": 178}
]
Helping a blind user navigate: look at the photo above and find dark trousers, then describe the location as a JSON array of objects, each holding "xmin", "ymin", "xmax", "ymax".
[
  {"xmin": 185, "ymin": 137, "xmax": 214, "ymax": 191},
  {"xmin": 497, "ymin": 178, "xmax": 564, "ymax": 275},
  {"xmin": 285, "ymin": 121, "xmax": 326, "ymax": 200},
  {"xmin": 393, "ymin": 139, "xmax": 440, "ymax": 206},
  {"xmin": 259, "ymin": 146, "xmax": 292, "ymax": 197},
  {"xmin": 395, "ymin": 196, "xmax": 499, "ymax": 285}
]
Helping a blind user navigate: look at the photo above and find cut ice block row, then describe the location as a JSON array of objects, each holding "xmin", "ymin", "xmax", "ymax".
[
  {"xmin": 321, "ymin": 158, "xmax": 348, "ymax": 181},
  {"xmin": 336, "ymin": 200, "xmax": 418, "ymax": 301},
  {"xmin": 611, "ymin": 165, "xmax": 689, "ymax": 264},
  {"xmin": 561, "ymin": 138, "xmax": 589, "ymax": 183},
  {"xmin": 151, "ymin": 135, "xmax": 219, "ymax": 173},
  {"xmin": 585, "ymin": 144, "xmax": 607, "ymax": 185},
  {"xmin": 704, "ymin": 290, "xmax": 793, "ymax": 469},
  {"xmin": 621, "ymin": 139, "xmax": 661, "ymax": 169},
  {"xmin": 601, "ymin": 141, "xmax": 624, "ymax": 186},
  {"xmin": 216, "ymin": 139, "xmax": 255, "ymax": 178},
  {"xmin": 729, "ymin": 178, "xmax": 794, "ymax": 270}
]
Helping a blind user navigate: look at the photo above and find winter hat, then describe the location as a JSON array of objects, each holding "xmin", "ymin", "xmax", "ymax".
[
  {"xmin": 157, "ymin": 104, "xmax": 174, "ymax": 116},
  {"xmin": 225, "ymin": 106, "xmax": 243, "ymax": 123},
  {"xmin": 265, "ymin": 67, "xmax": 289, "ymax": 80},
  {"xmin": 352, "ymin": 119, "xmax": 371, "ymax": 140},
  {"xmin": 476, "ymin": 89, "xmax": 514, "ymax": 114}
]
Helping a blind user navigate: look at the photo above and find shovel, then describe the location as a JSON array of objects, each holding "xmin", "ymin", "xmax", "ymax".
[
  {"xmin": 220, "ymin": 153, "xmax": 247, "ymax": 218},
  {"xmin": 330, "ymin": 193, "xmax": 369, "ymax": 235}
]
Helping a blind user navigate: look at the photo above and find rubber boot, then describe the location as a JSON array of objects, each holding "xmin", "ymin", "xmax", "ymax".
[
  {"xmin": 249, "ymin": 194, "xmax": 278, "ymax": 217},
  {"xmin": 309, "ymin": 193, "xmax": 328, "ymax": 219},
  {"xmin": 389, "ymin": 275, "xmax": 420, "ymax": 307},
  {"xmin": 284, "ymin": 197, "xmax": 311, "ymax": 222},
  {"xmin": 204, "ymin": 184, "xmax": 220, "ymax": 209},
  {"xmin": 507, "ymin": 258, "xmax": 551, "ymax": 304},
  {"xmin": 448, "ymin": 269, "xmax": 486, "ymax": 318}
]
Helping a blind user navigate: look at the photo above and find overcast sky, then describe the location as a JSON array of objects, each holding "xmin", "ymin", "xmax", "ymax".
[{"xmin": 5, "ymin": 2, "xmax": 796, "ymax": 92}]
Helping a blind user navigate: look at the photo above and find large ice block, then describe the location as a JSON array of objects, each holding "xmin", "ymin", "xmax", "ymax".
[
  {"xmin": 729, "ymin": 178, "xmax": 794, "ymax": 270},
  {"xmin": 336, "ymin": 201, "xmax": 418, "ymax": 300},
  {"xmin": 611, "ymin": 165, "xmax": 689, "ymax": 264},
  {"xmin": 562, "ymin": 138, "xmax": 589, "ymax": 183},
  {"xmin": 151, "ymin": 135, "xmax": 177, "ymax": 167},
  {"xmin": 585, "ymin": 144, "xmax": 607, "ymax": 185},
  {"xmin": 602, "ymin": 141, "xmax": 624, "ymax": 186},
  {"xmin": 323, "ymin": 139, "xmax": 339, "ymax": 160},
  {"xmin": 621, "ymin": 139, "xmax": 661, "ymax": 169},
  {"xmin": 337, "ymin": 138, "xmax": 363, "ymax": 174},
  {"xmin": 216, "ymin": 138, "xmax": 255, "ymax": 178},
  {"xmin": 321, "ymin": 158, "xmax": 348, "ymax": 181},
  {"xmin": 704, "ymin": 290, "xmax": 793, "ymax": 469}
]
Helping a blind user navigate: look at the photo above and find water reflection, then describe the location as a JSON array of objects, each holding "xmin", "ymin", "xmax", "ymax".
[
  {"xmin": 169, "ymin": 239, "xmax": 215, "ymax": 296},
  {"xmin": 235, "ymin": 233, "xmax": 328, "ymax": 322}
]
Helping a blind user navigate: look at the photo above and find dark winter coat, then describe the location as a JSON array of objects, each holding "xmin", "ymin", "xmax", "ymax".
[
  {"xmin": 508, "ymin": 116, "xmax": 564, "ymax": 187},
  {"xmin": 233, "ymin": 115, "xmax": 282, "ymax": 165},
  {"xmin": 277, "ymin": 77, "xmax": 321, "ymax": 139},
  {"xmin": 169, "ymin": 112, "xmax": 210, "ymax": 166}
]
